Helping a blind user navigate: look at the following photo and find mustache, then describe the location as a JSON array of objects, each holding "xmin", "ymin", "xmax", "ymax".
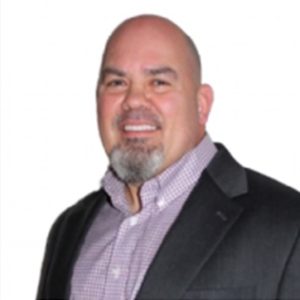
[{"xmin": 115, "ymin": 107, "xmax": 162, "ymax": 128}]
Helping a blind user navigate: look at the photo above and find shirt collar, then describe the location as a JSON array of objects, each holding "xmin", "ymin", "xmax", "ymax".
[{"xmin": 102, "ymin": 134, "xmax": 217, "ymax": 215}]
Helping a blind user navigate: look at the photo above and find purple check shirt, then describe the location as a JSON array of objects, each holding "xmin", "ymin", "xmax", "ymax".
[{"xmin": 70, "ymin": 135, "xmax": 217, "ymax": 300}]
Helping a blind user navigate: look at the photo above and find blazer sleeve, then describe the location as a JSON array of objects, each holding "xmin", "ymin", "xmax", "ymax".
[
  {"xmin": 36, "ymin": 209, "xmax": 70, "ymax": 299},
  {"xmin": 278, "ymin": 228, "xmax": 300, "ymax": 299}
]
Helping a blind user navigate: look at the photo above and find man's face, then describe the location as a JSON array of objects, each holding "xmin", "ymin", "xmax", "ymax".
[{"xmin": 97, "ymin": 19, "xmax": 212, "ymax": 183}]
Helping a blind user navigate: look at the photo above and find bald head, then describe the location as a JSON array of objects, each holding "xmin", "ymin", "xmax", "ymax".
[{"xmin": 100, "ymin": 15, "xmax": 202, "ymax": 84}]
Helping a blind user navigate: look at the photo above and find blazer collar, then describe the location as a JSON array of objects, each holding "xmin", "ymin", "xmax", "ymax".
[
  {"xmin": 207, "ymin": 143, "xmax": 248, "ymax": 197},
  {"xmin": 136, "ymin": 144, "xmax": 248, "ymax": 299}
]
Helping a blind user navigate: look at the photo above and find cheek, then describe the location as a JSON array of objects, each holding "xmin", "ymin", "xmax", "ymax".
[
  {"xmin": 97, "ymin": 96, "xmax": 118, "ymax": 128},
  {"xmin": 154, "ymin": 93, "xmax": 181, "ymax": 119},
  {"xmin": 97, "ymin": 102, "xmax": 107, "ymax": 137},
  {"xmin": 158, "ymin": 94, "xmax": 200, "ymax": 150},
  {"xmin": 156, "ymin": 92, "xmax": 197, "ymax": 128},
  {"xmin": 97, "ymin": 97, "xmax": 121, "ymax": 151}
]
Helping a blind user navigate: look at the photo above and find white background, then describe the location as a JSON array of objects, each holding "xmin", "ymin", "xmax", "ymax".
[{"xmin": 1, "ymin": 0, "xmax": 300, "ymax": 299}]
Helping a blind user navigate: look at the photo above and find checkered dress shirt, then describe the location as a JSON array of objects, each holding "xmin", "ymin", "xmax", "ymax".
[{"xmin": 70, "ymin": 135, "xmax": 217, "ymax": 300}]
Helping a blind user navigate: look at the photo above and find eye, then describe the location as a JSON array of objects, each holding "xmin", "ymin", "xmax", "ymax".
[
  {"xmin": 152, "ymin": 79, "xmax": 170, "ymax": 86},
  {"xmin": 150, "ymin": 78, "xmax": 172, "ymax": 93},
  {"xmin": 102, "ymin": 78, "xmax": 128, "ymax": 94},
  {"xmin": 106, "ymin": 79, "xmax": 126, "ymax": 87}
]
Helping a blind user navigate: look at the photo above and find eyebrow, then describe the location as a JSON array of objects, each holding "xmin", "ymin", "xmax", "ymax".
[
  {"xmin": 100, "ymin": 65, "xmax": 178, "ymax": 82},
  {"xmin": 145, "ymin": 66, "xmax": 178, "ymax": 79},
  {"xmin": 100, "ymin": 67, "xmax": 126, "ymax": 82}
]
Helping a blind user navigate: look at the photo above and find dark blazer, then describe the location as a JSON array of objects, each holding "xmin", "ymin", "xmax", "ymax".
[{"xmin": 37, "ymin": 145, "xmax": 300, "ymax": 300}]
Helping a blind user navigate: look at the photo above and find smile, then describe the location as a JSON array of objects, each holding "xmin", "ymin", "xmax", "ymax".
[{"xmin": 123, "ymin": 124, "xmax": 158, "ymax": 132}]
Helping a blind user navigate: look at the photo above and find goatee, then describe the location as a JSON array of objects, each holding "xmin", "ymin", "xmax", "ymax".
[{"xmin": 109, "ymin": 138, "xmax": 164, "ymax": 184}]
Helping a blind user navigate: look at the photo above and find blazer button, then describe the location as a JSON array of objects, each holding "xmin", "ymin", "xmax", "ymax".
[{"xmin": 216, "ymin": 210, "xmax": 228, "ymax": 222}]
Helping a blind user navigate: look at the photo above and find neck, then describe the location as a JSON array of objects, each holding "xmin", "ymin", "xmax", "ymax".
[{"xmin": 125, "ymin": 183, "xmax": 142, "ymax": 214}]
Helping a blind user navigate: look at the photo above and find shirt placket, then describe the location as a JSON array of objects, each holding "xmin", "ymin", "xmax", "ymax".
[{"xmin": 102, "ymin": 212, "xmax": 143, "ymax": 300}]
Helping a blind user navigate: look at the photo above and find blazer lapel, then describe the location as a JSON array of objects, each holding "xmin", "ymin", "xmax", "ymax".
[
  {"xmin": 136, "ymin": 144, "xmax": 248, "ymax": 300},
  {"xmin": 40, "ymin": 190, "xmax": 107, "ymax": 299}
]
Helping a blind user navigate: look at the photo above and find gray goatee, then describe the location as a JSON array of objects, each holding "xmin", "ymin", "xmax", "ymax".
[{"xmin": 110, "ymin": 138, "xmax": 164, "ymax": 184}]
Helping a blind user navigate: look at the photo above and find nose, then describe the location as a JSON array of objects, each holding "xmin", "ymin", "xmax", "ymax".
[{"xmin": 122, "ymin": 84, "xmax": 148, "ymax": 111}]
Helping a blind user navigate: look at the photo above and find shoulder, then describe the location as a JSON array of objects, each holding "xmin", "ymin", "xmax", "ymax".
[
  {"xmin": 48, "ymin": 189, "xmax": 107, "ymax": 238},
  {"xmin": 245, "ymin": 168, "xmax": 300, "ymax": 204},
  {"xmin": 208, "ymin": 143, "xmax": 300, "ymax": 209},
  {"xmin": 246, "ymin": 168, "xmax": 299, "ymax": 196},
  {"xmin": 209, "ymin": 142, "xmax": 300, "ymax": 227},
  {"xmin": 42, "ymin": 189, "xmax": 107, "ymax": 263},
  {"xmin": 241, "ymin": 168, "xmax": 300, "ymax": 226}
]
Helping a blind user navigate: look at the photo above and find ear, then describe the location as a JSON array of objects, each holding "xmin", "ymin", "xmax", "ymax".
[{"xmin": 197, "ymin": 84, "xmax": 214, "ymax": 125}]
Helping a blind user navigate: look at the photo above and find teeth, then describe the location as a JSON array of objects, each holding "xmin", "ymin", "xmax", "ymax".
[{"xmin": 124, "ymin": 124, "xmax": 157, "ymax": 132}]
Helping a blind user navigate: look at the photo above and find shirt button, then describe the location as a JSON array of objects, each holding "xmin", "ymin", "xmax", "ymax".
[
  {"xmin": 129, "ymin": 216, "xmax": 138, "ymax": 226},
  {"xmin": 157, "ymin": 198, "xmax": 166, "ymax": 209},
  {"xmin": 111, "ymin": 266, "xmax": 121, "ymax": 279}
]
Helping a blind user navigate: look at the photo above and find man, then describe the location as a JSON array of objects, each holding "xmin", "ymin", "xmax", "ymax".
[{"xmin": 37, "ymin": 15, "xmax": 300, "ymax": 300}]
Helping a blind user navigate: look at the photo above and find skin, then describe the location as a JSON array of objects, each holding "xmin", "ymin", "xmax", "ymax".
[{"xmin": 97, "ymin": 15, "xmax": 213, "ymax": 212}]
